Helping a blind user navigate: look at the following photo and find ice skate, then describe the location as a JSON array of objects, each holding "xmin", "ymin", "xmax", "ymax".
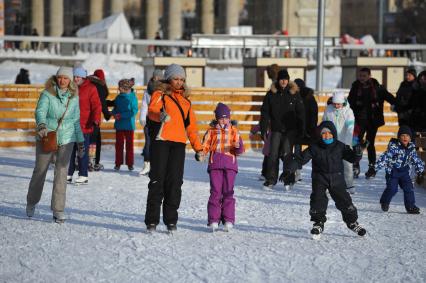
[
  {"xmin": 128, "ymin": 165, "xmax": 134, "ymax": 171},
  {"xmin": 380, "ymin": 203, "xmax": 389, "ymax": 212},
  {"xmin": 406, "ymin": 206, "xmax": 420, "ymax": 214},
  {"xmin": 53, "ymin": 211, "xmax": 65, "ymax": 224},
  {"xmin": 139, "ymin": 162, "xmax": 150, "ymax": 176},
  {"xmin": 26, "ymin": 204, "xmax": 35, "ymax": 217},
  {"xmin": 114, "ymin": 165, "xmax": 120, "ymax": 171},
  {"xmin": 353, "ymin": 165, "xmax": 360, "ymax": 179},
  {"xmin": 146, "ymin": 224, "xmax": 157, "ymax": 233},
  {"xmin": 284, "ymin": 183, "xmax": 294, "ymax": 191},
  {"xmin": 295, "ymin": 170, "xmax": 302, "ymax": 182},
  {"xmin": 66, "ymin": 176, "xmax": 72, "ymax": 184},
  {"xmin": 167, "ymin": 224, "xmax": 177, "ymax": 234},
  {"xmin": 311, "ymin": 222, "xmax": 324, "ymax": 240},
  {"xmin": 347, "ymin": 222, "xmax": 366, "ymax": 236},
  {"xmin": 263, "ymin": 181, "xmax": 274, "ymax": 190},
  {"xmin": 223, "ymin": 222, "xmax": 233, "ymax": 232},
  {"xmin": 210, "ymin": 222, "xmax": 219, "ymax": 232},
  {"xmin": 93, "ymin": 163, "xmax": 104, "ymax": 171},
  {"xmin": 365, "ymin": 165, "xmax": 376, "ymax": 179},
  {"xmin": 75, "ymin": 176, "xmax": 88, "ymax": 185}
]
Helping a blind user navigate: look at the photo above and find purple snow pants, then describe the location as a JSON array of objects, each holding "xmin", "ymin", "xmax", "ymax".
[{"xmin": 208, "ymin": 169, "xmax": 237, "ymax": 224}]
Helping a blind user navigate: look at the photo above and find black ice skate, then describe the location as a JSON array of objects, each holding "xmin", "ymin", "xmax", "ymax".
[
  {"xmin": 167, "ymin": 224, "xmax": 177, "ymax": 234},
  {"xmin": 347, "ymin": 222, "xmax": 366, "ymax": 236},
  {"xmin": 406, "ymin": 206, "xmax": 420, "ymax": 214},
  {"xmin": 146, "ymin": 224, "xmax": 157, "ymax": 233},
  {"xmin": 381, "ymin": 203, "xmax": 389, "ymax": 212},
  {"xmin": 311, "ymin": 222, "xmax": 324, "ymax": 240},
  {"xmin": 365, "ymin": 165, "xmax": 376, "ymax": 179}
]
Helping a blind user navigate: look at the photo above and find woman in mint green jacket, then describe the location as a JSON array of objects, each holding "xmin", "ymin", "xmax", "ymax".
[{"xmin": 26, "ymin": 66, "xmax": 85, "ymax": 223}]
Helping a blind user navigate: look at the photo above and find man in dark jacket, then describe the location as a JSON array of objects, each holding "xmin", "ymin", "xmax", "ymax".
[
  {"xmin": 87, "ymin": 69, "xmax": 111, "ymax": 171},
  {"xmin": 395, "ymin": 68, "xmax": 417, "ymax": 127},
  {"xmin": 411, "ymin": 71, "xmax": 426, "ymax": 133},
  {"xmin": 260, "ymin": 69, "xmax": 305, "ymax": 189},
  {"xmin": 15, "ymin": 68, "xmax": 31, "ymax": 84},
  {"xmin": 348, "ymin": 67, "xmax": 396, "ymax": 179}
]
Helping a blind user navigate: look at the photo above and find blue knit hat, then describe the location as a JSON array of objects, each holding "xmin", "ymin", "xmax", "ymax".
[
  {"xmin": 398, "ymin": 125, "xmax": 412, "ymax": 138},
  {"xmin": 73, "ymin": 66, "xmax": 87, "ymax": 78},
  {"xmin": 164, "ymin": 64, "xmax": 186, "ymax": 81},
  {"xmin": 214, "ymin": 103, "xmax": 231, "ymax": 119}
]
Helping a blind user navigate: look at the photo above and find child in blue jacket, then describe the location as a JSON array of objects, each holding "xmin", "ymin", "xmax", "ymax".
[
  {"xmin": 375, "ymin": 125, "xmax": 425, "ymax": 214},
  {"xmin": 112, "ymin": 78, "xmax": 139, "ymax": 171}
]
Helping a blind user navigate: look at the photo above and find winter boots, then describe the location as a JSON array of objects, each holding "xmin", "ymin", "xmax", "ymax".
[
  {"xmin": 167, "ymin": 224, "xmax": 177, "ymax": 234},
  {"xmin": 365, "ymin": 164, "xmax": 376, "ymax": 179},
  {"xmin": 224, "ymin": 222, "xmax": 233, "ymax": 232},
  {"xmin": 210, "ymin": 222, "xmax": 219, "ymax": 232},
  {"xmin": 381, "ymin": 203, "xmax": 389, "ymax": 212},
  {"xmin": 263, "ymin": 181, "xmax": 275, "ymax": 190},
  {"xmin": 146, "ymin": 224, "xmax": 157, "ymax": 233},
  {"xmin": 347, "ymin": 222, "xmax": 366, "ymax": 236},
  {"xmin": 139, "ymin": 161, "xmax": 150, "ymax": 176}
]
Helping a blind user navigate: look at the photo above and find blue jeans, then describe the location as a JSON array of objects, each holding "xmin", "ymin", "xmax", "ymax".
[
  {"xmin": 380, "ymin": 167, "xmax": 416, "ymax": 210},
  {"xmin": 67, "ymin": 134, "xmax": 91, "ymax": 177},
  {"xmin": 142, "ymin": 125, "xmax": 151, "ymax": 162}
]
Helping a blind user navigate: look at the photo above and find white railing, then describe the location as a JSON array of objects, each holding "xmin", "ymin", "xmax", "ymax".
[{"xmin": 1, "ymin": 35, "xmax": 425, "ymax": 65}]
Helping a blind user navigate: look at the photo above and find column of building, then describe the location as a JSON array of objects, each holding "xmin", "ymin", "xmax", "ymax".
[
  {"xmin": 111, "ymin": 0, "xmax": 124, "ymax": 14},
  {"xmin": 90, "ymin": 0, "xmax": 104, "ymax": 23},
  {"xmin": 225, "ymin": 0, "xmax": 239, "ymax": 33},
  {"xmin": 146, "ymin": 0, "xmax": 160, "ymax": 39},
  {"xmin": 165, "ymin": 0, "xmax": 182, "ymax": 39},
  {"xmin": 31, "ymin": 0, "xmax": 44, "ymax": 35},
  {"xmin": 50, "ymin": 0, "xmax": 63, "ymax": 36},
  {"xmin": 201, "ymin": 0, "xmax": 214, "ymax": 34}
]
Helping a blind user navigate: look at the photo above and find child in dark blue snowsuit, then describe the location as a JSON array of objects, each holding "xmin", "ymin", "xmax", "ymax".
[{"xmin": 375, "ymin": 125, "xmax": 425, "ymax": 214}]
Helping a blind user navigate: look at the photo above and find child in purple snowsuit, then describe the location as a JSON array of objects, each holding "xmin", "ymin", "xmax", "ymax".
[{"xmin": 201, "ymin": 103, "xmax": 244, "ymax": 232}]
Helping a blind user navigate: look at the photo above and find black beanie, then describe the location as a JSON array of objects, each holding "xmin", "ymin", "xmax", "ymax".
[
  {"xmin": 406, "ymin": 68, "xmax": 417, "ymax": 78},
  {"xmin": 398, "ymin": 125, "xmax": 412, "ymax": 138},
  {"xmin": 277, "ymin": 69, "xmax": 290, "ymax": 81}
]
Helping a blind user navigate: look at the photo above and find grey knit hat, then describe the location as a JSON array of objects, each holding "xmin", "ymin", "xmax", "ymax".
[
  {"xmin": 152, "ymin": 69, "xmax": 164, "ymax": 79},
  {"xmin": 164, "ymin": 64, "xmax": 186, "ymax": 81},
  {"xmin": 56, "ymin": 66, "xmax": 73, "ymax": 80}
]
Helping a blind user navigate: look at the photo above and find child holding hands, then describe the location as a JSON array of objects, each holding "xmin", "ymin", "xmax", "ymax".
[{"xmin": 200, "ymin": 103, "xmax": 244, "ymax": 232}]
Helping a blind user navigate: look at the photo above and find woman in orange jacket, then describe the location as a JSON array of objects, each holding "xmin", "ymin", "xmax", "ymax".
[{"xmin": 145, "ymin": 63, "xmax": 203, "ymax": 233}]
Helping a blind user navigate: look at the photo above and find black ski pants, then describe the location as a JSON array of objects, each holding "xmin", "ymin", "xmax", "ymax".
[
  {"xmin": 309, "ymin": 172, "xmax": 358, "ymax": 225},
  {"xmin": 357, "ymin": 123, "xmax": 378, "ymax": 166},
  {"xmin": 145, "ymin": 140, "xmax": 186, "ymax": 226}
]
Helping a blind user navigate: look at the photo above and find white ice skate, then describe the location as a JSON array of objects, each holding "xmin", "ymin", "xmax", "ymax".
[
  {"xmin": 139, "ymin": 161, "xmax": 150, "ymax": 176},
  {"xmin": 75, "ymin": 176, "xmax": 88, "ymax": 185},
  {"xmin": 210, "ymin": 222, "xmax": 219, "ymax": 232},
  {"xmin": 224, "ymin": 222, "xmax": 233, "ymax": 232},
  {"xmin": 311, "ymin": 223, "xmax": 324, "ymax": 240},
  {"xmin": 66, "ymin": 176, "xmax": 72, "ymax": 184},
  {"xmin": 53, "ymin": 211, "xmax": 65, "ymax": 224},
  {"xmin": 284, "ymin": 183, "xmax": 294, "ymax": 191}
]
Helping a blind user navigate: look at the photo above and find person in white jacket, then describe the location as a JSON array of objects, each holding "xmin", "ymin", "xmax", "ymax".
[
  {"xmin": 322, "ymin": 91, "xmax": 356, "ymax": 194},
  {"xmin": 139, "ymin": 69, "xmax": 163, "ymax": 175}
]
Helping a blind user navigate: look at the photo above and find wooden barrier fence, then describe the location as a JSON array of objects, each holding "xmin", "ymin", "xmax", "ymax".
[{"xmin": 0, "ymin": 84, "xmax": 399, "ymax": 152}]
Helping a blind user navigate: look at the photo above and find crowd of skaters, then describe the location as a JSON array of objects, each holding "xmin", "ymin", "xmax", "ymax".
[{"xmin": 24, "ymin": 62, "xmax": 425, "ymax": 236}]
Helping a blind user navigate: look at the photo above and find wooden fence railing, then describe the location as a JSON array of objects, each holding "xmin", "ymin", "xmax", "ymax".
[{"xmin": 0, "ymin": 84, "xmax": 399, "ymax": 152}]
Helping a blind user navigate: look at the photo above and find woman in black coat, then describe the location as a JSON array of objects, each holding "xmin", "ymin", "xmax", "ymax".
[{"xmin": 395, "ymin": 69, "xmax": 417, "ymax": 127}]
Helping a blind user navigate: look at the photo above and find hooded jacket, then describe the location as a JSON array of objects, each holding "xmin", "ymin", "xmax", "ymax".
[
  {"xmin": 87, "ymin": 73, "xmax": 111, "ymax": 121},
  {"xmin": 112, "ymin": 90, "xmax": 139, "ymax": 131},
  {"xmin": 35, "ymin": 76, "xmax": 84, "ymax": 145},
  {"xmin": 375, "ymin": 138, "xmax": 424, "ymax": 175},
  {"xmin": 78, "ymin": 79, "xmax": 102, "ymax": 134},
  {"xmin": 148, "ymin": 81, "xmax": 202, "ymax": 151},
  {"xmin": 322, "ymin": 99, "xmax": 355, "ymax": 146},
  {"xmin": 347, "ymin": 78, "xmax": 396, "ymax": 128},
  {"xmin": 260, "ymin": 81, "xmax": 305, "ymax": 137},
  {"xmin": 395, "ymin": 80, "xmax": 417, "ymax": 127},
  {"xmin": 291, "ymin": 121, "xmax": 358, "ymax": 176}
]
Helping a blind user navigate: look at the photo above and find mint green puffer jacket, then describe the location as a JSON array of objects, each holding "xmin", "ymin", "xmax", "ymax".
[{"xmin": 35, "ymin": 76, "xmax": 84, "ymax": 145}]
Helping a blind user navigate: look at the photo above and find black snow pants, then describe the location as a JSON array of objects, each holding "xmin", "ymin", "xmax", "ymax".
[
  {"xmin": 145, "ymin": 140, "xmax": 186, "ymax": 226},
  {"xmin": 310, "ymin": 172, "xmax": 358, "ymax": 225}
]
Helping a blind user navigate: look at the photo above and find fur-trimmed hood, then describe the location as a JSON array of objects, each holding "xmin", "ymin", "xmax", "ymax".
[
  {"xmin": 269, "ymin": 81, "xmax": 299, "ymax": 95},
  {"xmin": 44, "ymin": 76, "xmax": 78, "ymax": 97},
  {"xmin": 154, "ymin": 80, "xmax": 190, "ymax": 98},
  {"xmin": 87, "ymin": 75, "xmax": 106, "ymax": 86}
]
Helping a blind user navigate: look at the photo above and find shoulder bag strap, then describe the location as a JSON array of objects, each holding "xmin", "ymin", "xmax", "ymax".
[
  {"xmin": 165, "ymin": 94, "xmax": 191, "ymax": 128},
  {"xmin": 55, "ymin": 97, "xmax": 71, "ymax": 131}
]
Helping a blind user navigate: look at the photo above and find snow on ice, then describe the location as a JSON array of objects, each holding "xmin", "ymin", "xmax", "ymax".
[{"xmin": 0, "ymin": 147, "xmax": 425, "ymax": 282}]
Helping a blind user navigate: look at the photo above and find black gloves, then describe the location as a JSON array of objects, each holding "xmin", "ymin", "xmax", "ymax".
[{"xmin": 195, "ymin": 151, "xmax": 205, "ymax": 162}]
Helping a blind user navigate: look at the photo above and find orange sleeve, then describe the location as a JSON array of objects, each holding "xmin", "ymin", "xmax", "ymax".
[
  {"xmin": 148, "ymin": 91, "xmax": 163, "ymax": 122},
  {"xmin": 186, "ymin": 107, "xmax": 202, "ymax": 152},
  {"xmin": 201, "ymin": 129, "xmax": 212, "ymax": 154}
]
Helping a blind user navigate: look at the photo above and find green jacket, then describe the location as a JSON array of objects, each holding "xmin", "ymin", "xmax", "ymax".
[{"xmin": 35, "ymin": 76, "xmax": 84, "ymax": 145}]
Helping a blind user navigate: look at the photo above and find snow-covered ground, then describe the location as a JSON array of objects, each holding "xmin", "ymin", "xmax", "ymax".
[
  {"xmin": 1, "ymin": 147, "xmax": 425, "ymax": 282},
  {"xmin": 0, "ymin": 55, "xmax": 342, "ymax": 89}
]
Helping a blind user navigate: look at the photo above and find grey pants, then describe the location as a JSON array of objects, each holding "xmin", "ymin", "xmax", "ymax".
[
  {"xmin": 27, "ymin": 141, "xmax": 74, "ymax": 212},
  {"xmin": 343, "ymin": 160, "xmax": 354, "ymax": 189}
]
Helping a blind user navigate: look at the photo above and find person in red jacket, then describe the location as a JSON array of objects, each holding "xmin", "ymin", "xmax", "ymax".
[{"xmin": 67, "ymin": 66, "xmax": 102, "ymax": 185}]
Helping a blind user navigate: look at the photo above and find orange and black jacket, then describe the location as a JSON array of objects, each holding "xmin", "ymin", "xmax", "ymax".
[{"xmin": 148, "ymin": 82, "xmax": 202, "ymax": 152}]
